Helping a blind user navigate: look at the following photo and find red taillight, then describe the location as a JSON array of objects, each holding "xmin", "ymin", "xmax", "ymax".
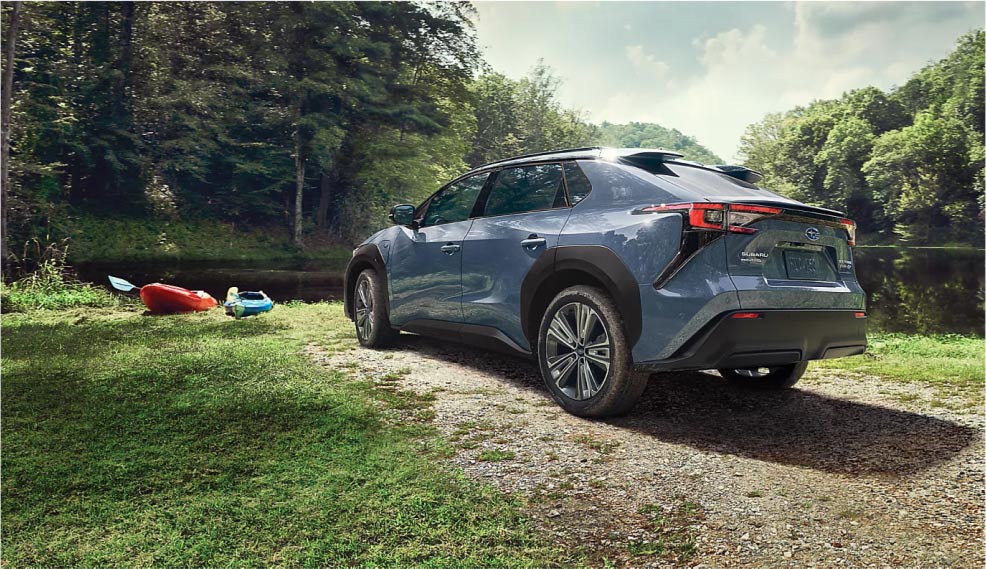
[
  {"xmin": 730, "ymin": 204, "xmax": 783, "ymax": 215},
  {"xmin": 638, "ymin": 202, "xmax": 780, "ymax": 233},
  {"xmin": 640, "ymin": 202, "xmax": 725, "ymax": 230},
  {"xmin": 730, "ymin": 312, "xmax": 763, "ymax": 319},
  {"xmin": 841, "ymin": 219, "xmax": 857, "ymax": 246},
  {"xmin": 854, "ymin": 311, "xmax": 866, "ymax": 318},
  {"xmin": 688, "ymin": 203, "xmax": 725, "ymax": 230},
  {"xmin": 727, "ymin": 204, "xmax": 782, "ymax": 234}
]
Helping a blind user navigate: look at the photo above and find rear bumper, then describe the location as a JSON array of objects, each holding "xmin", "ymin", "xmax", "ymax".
[{"xmin": 634, "ymin": 309, "xmax": 867, "ymax": 372}]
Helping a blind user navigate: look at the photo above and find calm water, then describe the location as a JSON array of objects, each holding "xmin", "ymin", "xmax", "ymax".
[{"xmin": 77, "ymin": 247, "xmax": 985, "ymax": 336}]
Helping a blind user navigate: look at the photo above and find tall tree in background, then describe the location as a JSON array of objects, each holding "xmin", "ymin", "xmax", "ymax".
[
  {"xmin": 739, "ymin": 30, "xmax": 984, "ymax": 244},
  {"xmin": 2, "ymin": 1, "xmax": 22, "ymax": 268},
  {"xmin": 467, "ymin": 63, "xmax": 597, "ymax": 168}
]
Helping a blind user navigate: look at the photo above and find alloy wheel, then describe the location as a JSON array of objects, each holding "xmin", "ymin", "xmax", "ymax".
[
  {"xmin": 354, "ymin": 278, "xmax": 373, "ymax": 341},
  {"xmin": 544, "ymin": 301, "xmax": 611, "ymax": 400}
]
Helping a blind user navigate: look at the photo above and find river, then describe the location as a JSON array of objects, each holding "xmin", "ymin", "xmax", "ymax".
[{"xmin": 76, "ymin": 247, "xmax": 984, "ymax": 336}]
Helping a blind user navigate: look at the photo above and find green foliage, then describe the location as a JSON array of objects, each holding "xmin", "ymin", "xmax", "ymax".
[
  {"xmin": 466, "ymin": 63, "xmax": 599, "ymax": 167},
  {"xmin": 1, "ymin": 259, "xmax": 121, "ymax": 312},
  {"xmin": 1, "ymin": 303, "xmax": 571, "ymax": 565},
  {"xmin": 6, "ymin": 2, "xmax": 482, "ymax": 247},
  {"xmin": 62, "ymin": 215, "xmax": 349, "ymax": 263},
  {"xmin": 739, "ymin": 30, "xmax": 985, "ymax": 245},
  {"xmin": 594, "ymin": 122, "xmax": 723, "ymax": 164}
]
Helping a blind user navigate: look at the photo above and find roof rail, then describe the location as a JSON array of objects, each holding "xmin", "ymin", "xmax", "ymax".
[{"xmin": 482, "ymin": 146, "xmax": 603, "ymax": 168}]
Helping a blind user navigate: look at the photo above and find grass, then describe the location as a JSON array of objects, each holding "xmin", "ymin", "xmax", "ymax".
[
  {"xmin": 477, "ymin": 450, "xmax": 516, "ymax": 462},
  {"xmin": 632, "ymin": 498, "xmax": 704, "ymax": 562},
  {"xmin": 1, "ymin": 260, "xmax": 125, "ymax": 312},
  {"xmin": 1, "ymin": 302, "xmax": 570, "ymax": 566},
  {"xmin": 811, "ymin": 333, "xmax": 985, "ymax": 395}
]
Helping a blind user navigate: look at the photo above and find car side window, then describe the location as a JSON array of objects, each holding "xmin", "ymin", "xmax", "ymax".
[
  {"xmin": 483, "ymin": 163, "xmax": 566, "ymax": 217},
  {"xmin": 421, "ymin": 173, "xmax": 489, "ymax": 227},
  {"xmin": 563, "ymin": 162, "xmax": 592, "ymax": 205}
]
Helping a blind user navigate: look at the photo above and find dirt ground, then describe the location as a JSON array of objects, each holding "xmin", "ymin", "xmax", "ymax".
[{"xmin": 307, "ymin": 334, "xmax": 984, "ymax": 568}]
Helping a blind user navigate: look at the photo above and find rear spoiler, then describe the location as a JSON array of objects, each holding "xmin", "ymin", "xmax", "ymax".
[{"xmin": 714, "ymin": 165, "xmax": 763, "ymax": 184}]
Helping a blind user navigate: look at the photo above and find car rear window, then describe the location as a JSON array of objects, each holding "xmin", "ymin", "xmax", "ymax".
[
  {"xmin": 576, "ymin": 160, "xmax": 681, "ymax": 204},
  {"xmin": 623, "ymin": 158, "xmax": 782, "ymax": 201}
]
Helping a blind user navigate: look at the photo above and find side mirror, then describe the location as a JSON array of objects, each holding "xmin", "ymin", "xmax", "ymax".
[{"xmin": 389, "ymin": 204, "xmax": 416, "ymax": 227}]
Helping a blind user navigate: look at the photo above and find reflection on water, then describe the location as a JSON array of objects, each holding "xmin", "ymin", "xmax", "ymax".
[
  {"xmin": 854, "ymin": 248, "xmax": 984, "ymax": 336},
  {"xmin": 77, "ymin": 247, "xmax": 984, "ymax": 336}
]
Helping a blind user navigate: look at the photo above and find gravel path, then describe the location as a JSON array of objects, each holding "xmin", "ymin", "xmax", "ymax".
[{"xmin": 307, "ymin": 335, "xmax": 983, "ymax": 567}]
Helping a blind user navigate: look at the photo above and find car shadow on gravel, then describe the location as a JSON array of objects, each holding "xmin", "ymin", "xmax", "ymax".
[{"xmin": 392, "ymin": 334, "xmax": 979, "ymax": 476}]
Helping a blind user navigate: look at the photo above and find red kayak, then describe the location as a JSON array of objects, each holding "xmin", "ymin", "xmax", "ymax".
[{"xmin": 139, "ymin": 283, "xmax": 218, "ymax": 314}]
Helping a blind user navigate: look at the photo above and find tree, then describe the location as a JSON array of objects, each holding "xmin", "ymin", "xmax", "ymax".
[{"xmin": 2, "ymin": 1, "xmax": 22, "ymax": 268}]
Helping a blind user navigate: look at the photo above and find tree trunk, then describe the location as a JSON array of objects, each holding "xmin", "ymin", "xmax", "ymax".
[
  {"xmin": 116, "ymin": 2, "xmax": 136, "ymax": 115},
  {"xmin": 293, "ymin": 142, "xmax": 305, "ymax": 248},
  {"xmin": 2, "ymin": 1, "xmax": 23, "ymax": 272},
  {"xmin": 316, "ymin": 171, "xmax": 332, "ymax": 229}
]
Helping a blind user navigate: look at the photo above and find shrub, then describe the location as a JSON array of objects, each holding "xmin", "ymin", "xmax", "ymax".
[{"xmin": 1, "ymin": 254, "xmax": 122, "ymax": 313}]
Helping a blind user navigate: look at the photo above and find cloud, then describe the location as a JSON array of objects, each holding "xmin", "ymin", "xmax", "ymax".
[
  {"xmin": 597, "ymin": 3, "xmax": 983, "ymax": 161},
  {"xmin": 473, "ymin": 1, "xmax": 984, "ymax": 160},
  {"xmin": 624, "ymin": 44, "xmax": 669, "ymax": 79}
]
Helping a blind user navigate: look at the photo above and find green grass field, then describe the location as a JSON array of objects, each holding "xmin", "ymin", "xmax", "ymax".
[
  {"xmin": 1, "ymin": 304, "xmax": 570, "ymax": 566},
  {"xmin": 2, "ymin": 296, "xmax": 982, "ymax": 565},
  {"xmin": 811, "ymin": 332, "xmax": 984, "ymax": 398}
]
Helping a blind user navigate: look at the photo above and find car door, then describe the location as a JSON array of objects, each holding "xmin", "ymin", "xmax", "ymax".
[
  {"xmin": 460, "ymin": 162, "xmax": 572, "ymax": 349},
  {"xmin": 388, "ymin": 172, "xmax": 490, "ymax": 326}
]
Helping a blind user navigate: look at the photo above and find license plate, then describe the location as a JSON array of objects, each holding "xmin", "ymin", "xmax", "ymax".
[{"xmin": 784, "ymin": 250, "xmax": 827, "ymax": 280}]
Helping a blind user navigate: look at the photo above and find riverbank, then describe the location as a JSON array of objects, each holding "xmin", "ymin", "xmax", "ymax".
[
  {"xmin": 3, "ymin": 303, "xmax": 982, "ymax": 565},
  {"xmin": 29, "ymin": 215, "xmax": 352, "ymax": 264}
]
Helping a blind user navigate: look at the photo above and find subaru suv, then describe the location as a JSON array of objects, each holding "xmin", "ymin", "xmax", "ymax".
[{"xmin": 344, "ymin": 147, "xmax": 867, "ymax": 417}]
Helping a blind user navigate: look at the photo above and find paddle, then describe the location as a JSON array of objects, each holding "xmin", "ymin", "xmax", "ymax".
[{"xmin": 108, "ymin": 275, "xmax": 141, "ymax": 292}]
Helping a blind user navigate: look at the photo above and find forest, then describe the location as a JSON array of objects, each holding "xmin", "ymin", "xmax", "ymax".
[
  {"xmin": 1, "ymin": 2, "xmax": 982, "ymax": 270},
  {"xmin": 738, "ymin": 30, "xmax": 984, "ymax": 245}
]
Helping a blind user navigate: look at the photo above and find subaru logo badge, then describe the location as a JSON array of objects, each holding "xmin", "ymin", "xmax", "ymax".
[{"xmin": 805, "ymin": 227, "xmax": 820, "ymax": 241}]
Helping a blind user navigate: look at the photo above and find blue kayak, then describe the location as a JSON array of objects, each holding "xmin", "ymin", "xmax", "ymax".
[{"xmin": 224, "ymin": 288, "xmax": 273, "ymax": 318}]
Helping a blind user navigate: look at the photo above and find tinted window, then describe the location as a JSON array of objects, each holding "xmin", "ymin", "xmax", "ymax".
[
  {"xmin": 563, "ymin": 162, "xmax": 592, "ymax": 205},
  {"xmin": 577, "ymin": 160, "xmax": 681, "ymax": 204},
  {"xmin": 422, "ymin": 173, "xmax": 489, "ymax": 226},
  {"xmin": 484, "ymin": 164, "xmax": 565, "ymax": 217},
  {"xmin": 660, "ymin": 162, "xmax": 772, "ymax": 199},
  {"xmin": 629, "ymin": 159, "xmax": 789, "ymax": 201}
]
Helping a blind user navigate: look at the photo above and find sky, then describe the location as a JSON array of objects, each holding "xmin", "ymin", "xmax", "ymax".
[{"xmin": 472, "ymin": 1, "xmax": 984, "ymax": 162}]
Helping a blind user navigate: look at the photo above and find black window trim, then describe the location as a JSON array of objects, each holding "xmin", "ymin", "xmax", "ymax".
[
  {"xmin": 563, "ymin": 160, "xmax": 594, "ymax": 208},
  {"xmin": 414, "ymin": 158, "xmax": 596, "ymax": 227}
]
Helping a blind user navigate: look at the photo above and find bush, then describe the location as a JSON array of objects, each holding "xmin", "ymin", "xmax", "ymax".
[{"xmin": 1, "ymin": 259, "xmax": 122, "ymax": 312}]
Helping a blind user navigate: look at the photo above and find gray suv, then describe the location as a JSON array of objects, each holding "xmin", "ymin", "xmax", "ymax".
[{"xmin": 344, "ymin": 148, "xmax": 867, "ymax": 417}]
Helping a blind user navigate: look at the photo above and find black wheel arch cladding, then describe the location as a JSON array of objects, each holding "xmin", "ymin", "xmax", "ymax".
[
  {"xmin": 521, "ymin": 245, "xmax": 642, "ymax": 350},
  {"xmin": 343, "ymin": 244, "xmax": 389, "ymax": 321}
]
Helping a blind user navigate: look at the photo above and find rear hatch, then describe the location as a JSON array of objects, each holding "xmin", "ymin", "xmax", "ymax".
[
  {"xmin": 718, "ymin": 200, "xmax": 863, "ymax": 309},
  {"xmin": 622, "ymin": 157, "xmax": 866, "ymax": 310}
]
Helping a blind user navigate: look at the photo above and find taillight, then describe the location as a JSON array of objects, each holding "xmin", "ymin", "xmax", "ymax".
[
  {"xmin": 637, "ymin": 202, "xmax": 780, "ymax": 234},
  {"xmin": 639, "ymin": 202, "xmax": 724, "ymax": 230},
  {"xmin": 727, "ymin": 204, "xmax": 781, "ymax": 234},
  {"xmin": 841, "ymin": 219, "xmax": 857, "ymax": 246},
  {"xmin": 854, "ymin": 311, "xmax": 866, "ymax": 318}
]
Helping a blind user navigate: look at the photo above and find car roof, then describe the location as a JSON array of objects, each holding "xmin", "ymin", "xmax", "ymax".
[{"xmin": 461, "ymin": 147, "xmax": 684, "ymax": 176}]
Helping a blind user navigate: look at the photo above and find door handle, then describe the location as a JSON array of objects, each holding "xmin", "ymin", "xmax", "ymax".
[
  {"xmin": 440, "ymin": 243, "xmax": 461, "ymax": 255},
  {"xmin": 520, "ymin": 236, "xmax": 546, "ymax": 249}
]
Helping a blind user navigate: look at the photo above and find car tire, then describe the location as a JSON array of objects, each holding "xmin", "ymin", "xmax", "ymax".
[
  {"xmin": 353, "ymin": 269, "xmax": 397, "ymax": 348},
  {"xmin": 718, "ymin": 361, "xmax": 808, "ymax": 389},
  {"xmin": 537, "ymin": 285, "xmax": 649, "ymax": 418}
]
